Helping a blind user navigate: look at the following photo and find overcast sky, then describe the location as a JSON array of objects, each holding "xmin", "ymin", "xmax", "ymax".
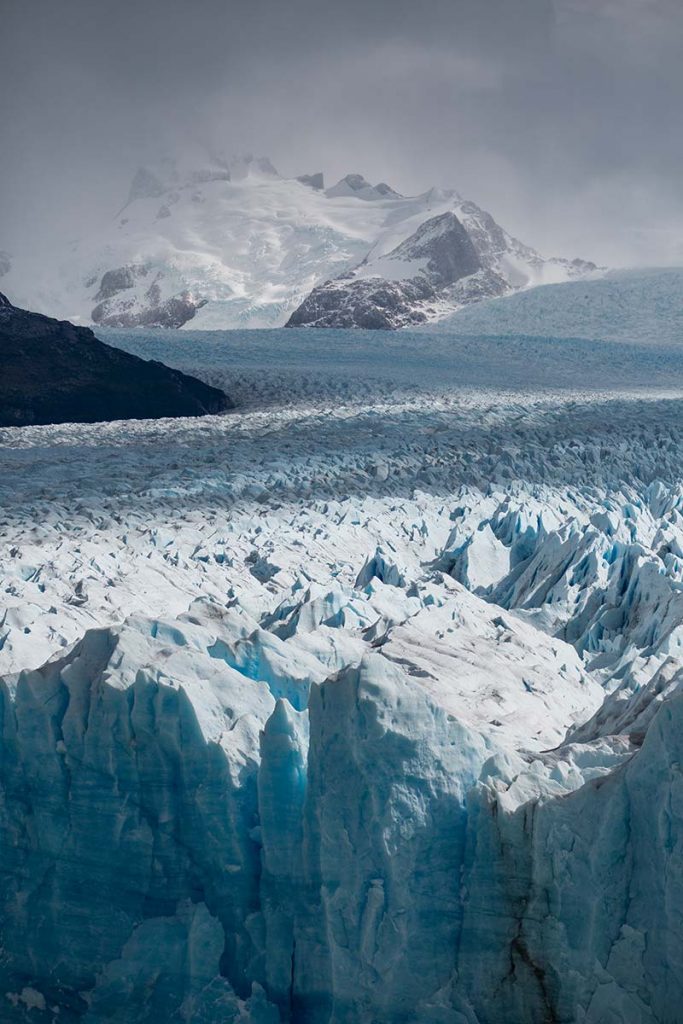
[{"xmin": 1, "ymin": 0, "xmax": 681, "ymax": 264}]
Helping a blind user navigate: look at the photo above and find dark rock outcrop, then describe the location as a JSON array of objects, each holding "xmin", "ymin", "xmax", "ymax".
[
  {"xmin": 287, "ymin": 276, "xmax": 437, "ymax": 329},
  {"xmin": 324, "ymin": 173, "xmax": 403, "ymax": 202},
  {"xmin": 296, "ymin": 172, "xmax": 324, "ymax": 190},
  {"xmin": 89, "ymin": 264, "xmax": 207, "ymax": 329},
  {"xmin": 126, "ymin": 166, "xmax": 166, "ymax": 205},
  {"xmin": 335, "ymin": 173, "xmax": 372, "ymax": 192},
  {"xmin": 0, "ymin": 293, "xmax": 232, "ymax": 427},
  {"xmin": 91, "ymin": 291, "xmax": 207, "ymax": 329},
  {"xmin": 374, "ymin": 181, "xmax": 402, "ymax": 198},
  {"xmin": 386, "ymin": 212, "xmax": 480, "ymax": 287},
  {"xmin": 94, "ymin": 264, "xmax": 148, "ymax": 302}
]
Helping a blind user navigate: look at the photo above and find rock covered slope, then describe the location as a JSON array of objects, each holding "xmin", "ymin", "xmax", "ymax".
[
  {"xmin": 1, "ymin": 298, "xmax": 683, "ymax": 1021},
  {"xmin": 0, "ymin": 292, "xmax": 231, "ymax": 426},
  {"xmin": 2, "ymin": 152, "xmax": 596, "ymax": 330}
]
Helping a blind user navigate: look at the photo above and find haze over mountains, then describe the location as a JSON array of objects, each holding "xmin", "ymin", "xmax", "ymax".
[{"xmin": 0, "ymin": 152, "xmax": 597, "ymax": 331}]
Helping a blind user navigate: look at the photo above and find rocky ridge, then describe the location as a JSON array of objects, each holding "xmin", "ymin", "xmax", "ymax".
[{"xmin": 0, "ymin": 293, "xmax": 232, "ymax": 425}]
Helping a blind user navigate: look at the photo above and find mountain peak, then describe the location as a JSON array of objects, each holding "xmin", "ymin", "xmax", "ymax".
[
  {"xmin": 126, "ymin": 166, "xmax": 166, "ymax": 206},
  {"xmin": 122, "ymin": 152, "xmax": 279, "ymax": 209},
  {"xmin": 341, "ymin": 173, "xmax": 373, "ymax": 191},
  {"xmin": 228, "ymin": 154, "xmax": 279, "ymax": 180},
  {"xmin": 325, "ymin": 174, "xmax": 401, "ymax": 202},
  {"xmin": 375, "ymin": 182, "xmax": 402, "ymax": 198},
  {"xmin": 297, "ymin": 172, "xmax": 325, "ymax": 191},
  {"xmin": 287, "ymin": 210, "xmax": 483, "ymax": 329},
  {"xmin": 387, "ymin": 211, "xmax": 480, "ymax": 286},
  {"xmin": 5, "ymin": 162, "xmax": 596, "ymax": 331}
]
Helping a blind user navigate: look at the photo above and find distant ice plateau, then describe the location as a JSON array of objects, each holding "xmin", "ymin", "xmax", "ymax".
[{"xmin": 1, "ymin": 272, "xmax": 683, "ymax": 1022}]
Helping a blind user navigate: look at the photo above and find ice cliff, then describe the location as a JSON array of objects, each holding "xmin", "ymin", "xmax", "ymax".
[{"xmin": 2, "ymin": 492, "xmax": 683, "ymax": 1022}]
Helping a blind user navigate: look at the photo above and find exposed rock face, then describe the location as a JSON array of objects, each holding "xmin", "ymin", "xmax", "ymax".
[
  {"xmin": 287, "ymin": 211, "xmax": 482, "ymax": 328},
  {"xmin": 90, "ymin": 264, "xmax": 207, "ymax": 328},
  {"xmin": 286, "ymin": 276, "xmax": 436, "ymax": 329},
  {"xmin": 0, "ymin": 294, "xmax": 232, "ymax": 426},
  {"xmin": 324, "ymin": 173, "xmax": 401, "ymax": 201},
  {"xmin": 325, "ymin": 172, "xmax": 373, "ymax": 195},
  {"xmin": 94, "ymin": 265, "xmax": 145, "ymax": 302},
  {"xmin": 91, "ymin": 290, "xmax": 206, "ymax": 329},
  {"xmin": 374, "ymin": 181, "xmax": 402, "ymax": 197},
  {"xmin": 388, "ymin": 211, "xmax": 480, "ymax": 285},
  {"xmin": 296, "ymin": 172, "xmax": 324, "ymax": 190},
  {"xmin": 125, "ymin": 166, "xmax": 166, "ymax": 206}
]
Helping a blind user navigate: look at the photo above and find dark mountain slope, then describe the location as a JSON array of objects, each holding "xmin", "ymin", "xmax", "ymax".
[{"xmin": 0, "ymin": 293, "xmax": 232, "ymax": 427}]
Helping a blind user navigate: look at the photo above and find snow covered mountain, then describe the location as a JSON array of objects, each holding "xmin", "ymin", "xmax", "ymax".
[
  {"xmin": 288, "ymin": 195, "xmax": 597, "ymax": 329},
  {"xmin": 2, "ymin": 154, "xmax": 597, "ymax": 330}
]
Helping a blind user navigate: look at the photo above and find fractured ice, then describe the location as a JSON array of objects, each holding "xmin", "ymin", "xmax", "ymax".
[{"xmin": 1, "ymin": 313, "xmax": 683, "ymax": 1021}]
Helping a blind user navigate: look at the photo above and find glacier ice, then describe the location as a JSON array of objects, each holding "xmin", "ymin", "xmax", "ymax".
[{"xmin": 2, "ymin": 315, "xmax": 683, "ymax": 1020}]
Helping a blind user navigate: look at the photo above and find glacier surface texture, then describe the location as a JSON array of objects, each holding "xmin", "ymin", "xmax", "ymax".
[{"xmin": 2, "ymin": 279, "xmax": 683, "ymax": 1022}]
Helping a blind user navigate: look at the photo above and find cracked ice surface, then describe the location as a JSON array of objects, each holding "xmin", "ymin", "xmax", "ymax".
[{"xmin": 2, "ymin": 323, "xmax": 683, "ymax": 1022}]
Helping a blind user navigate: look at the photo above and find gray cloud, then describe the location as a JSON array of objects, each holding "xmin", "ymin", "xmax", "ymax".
[{"xmin": 1, "ymin": 0, "xmax": 681, "ymax": 265}]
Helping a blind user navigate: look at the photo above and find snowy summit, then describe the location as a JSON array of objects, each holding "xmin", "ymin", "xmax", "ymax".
[{"xmin": 2, "ymin": 152, "xmax": 597, "ymax": 330}]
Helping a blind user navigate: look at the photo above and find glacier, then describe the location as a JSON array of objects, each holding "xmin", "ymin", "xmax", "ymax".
[{"xmin": 2, "ymin": 277, "xmax": 683, "ymax": 1022}]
